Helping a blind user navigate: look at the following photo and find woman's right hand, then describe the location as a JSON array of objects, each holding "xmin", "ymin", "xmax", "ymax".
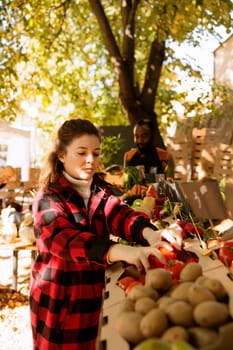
[{"xmin": 107, "ymin": 244, "xmax": 166, "ymax": 274}]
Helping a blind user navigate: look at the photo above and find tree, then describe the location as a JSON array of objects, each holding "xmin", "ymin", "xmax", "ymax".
[
  {"xmin": 88, "ymin": 0, "xmax": 233, "ymax": 147},
  {"xmin": 0, "ymin": 1, "xmax": 126, "ymax": 127},
  {"xmin": 0, "ymin": 1, "xmax": 232, "ymax": 148}
]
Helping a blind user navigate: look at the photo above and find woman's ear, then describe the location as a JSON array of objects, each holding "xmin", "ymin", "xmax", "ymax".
[{"xmin": 58, "ymin": 152, "xmax": 65, "ymax": 163}]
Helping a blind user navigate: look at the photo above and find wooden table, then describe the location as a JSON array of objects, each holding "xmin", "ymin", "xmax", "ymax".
[{"xmin": 0, "ymin": 239, "xmax": 37, "ymax": 291}]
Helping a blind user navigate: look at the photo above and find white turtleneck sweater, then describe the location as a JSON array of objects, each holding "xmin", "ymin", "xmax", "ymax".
[{"xmin": 63, "ymin": 171, "xmax": 92, "ymax": 207}]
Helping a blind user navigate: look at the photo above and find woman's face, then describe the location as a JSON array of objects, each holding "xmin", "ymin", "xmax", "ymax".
[{"xmin": 58, "ymin": 134, "xmax": 101, "ymax": 180}]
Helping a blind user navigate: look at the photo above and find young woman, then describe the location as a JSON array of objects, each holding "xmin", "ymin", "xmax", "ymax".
[{"xmin": 30, "ymin": 118, "xmax": 182, "ymax": 350}]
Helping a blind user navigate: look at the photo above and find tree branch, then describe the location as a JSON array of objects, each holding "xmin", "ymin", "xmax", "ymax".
[
  {"xmin": 46, "ymin": 0, "xmax": 71, "ymax": 48},
  {"xmin": 89, "ymin": 0, "xmax": 139, "ymax": 123},
  {"xmin": 121, "ymin": 0, "xmax": 140, "ymax": 82},
  {"xmin": 140, "ymin": 3, "xmax": 178, "ymax": 112},
  {"xmin": 88, "ymin": 0, "xmax": 122, "ymax": 65},
  {"xmin": 141, "ymin": 37, "xmax": 165, "ymax": 112}
]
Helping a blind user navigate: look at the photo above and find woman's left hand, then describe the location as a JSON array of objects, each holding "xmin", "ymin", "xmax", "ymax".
[{"xmin": 160, "ymin": 222, "xmax": 183, "ymax": 249}]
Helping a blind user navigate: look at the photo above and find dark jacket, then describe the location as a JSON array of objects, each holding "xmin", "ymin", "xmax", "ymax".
[
  {"xmin": 124, "ymin": 146, "xmax": 174, "ymax": 178},
  {"xmin": 30, "ymin": 175, "xmax": 154, "ymax": 349}
]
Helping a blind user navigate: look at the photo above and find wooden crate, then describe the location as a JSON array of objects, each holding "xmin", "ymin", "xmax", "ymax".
[
  {"xmin": 191, "ymin": 144, "xmax": 217, "ymax": 180},
  {"xmin": 192, "ymin": 128, "xmax": 219, "ymax": 144},
  {"xmin": 213, "ymin": 144, "xmax": 233, "ymax": 179},
  {"xmin": 167, "ymin": 139, "xmax": 192, "ymax": 181},
  {"xmin": 173, "ymin": 161, "xmax": 189, "ymax": 182},
  {"xmin": 219, "ymin": 120, "xmax": 233, "ymax": 145},
  {"xmin": 168, "ymin": 132, "xmax": 218, "ymax": 181},
  {"xmin": 29, "ymin": 168, "xmax": 41, "ymax": 183},
  {"xmin": 2, "ymin": 167, "xmax": 22, "ymax": 186},
  {"xmin": 10, "ymin": 167, "xmax": 21, "ymax": 182}
]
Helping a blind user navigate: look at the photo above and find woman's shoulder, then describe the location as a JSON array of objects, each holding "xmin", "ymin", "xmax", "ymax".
[{"xmin": 35, "ymin": 178, "xmax": 74, "ymax": 201}]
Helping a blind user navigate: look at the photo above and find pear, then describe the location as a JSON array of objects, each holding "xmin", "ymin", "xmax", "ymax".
[{"xmin": 133, "ymin": 338, "xmax": 171, "ymax": 350}]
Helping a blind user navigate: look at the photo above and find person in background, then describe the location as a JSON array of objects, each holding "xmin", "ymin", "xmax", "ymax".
[
  {"xmin": 30, "ymin": 118, "xmax": 182, "ymax": 350},
  {"xmin": 123, "ymin": 118, "xmax": 174, "ymax": 179}
]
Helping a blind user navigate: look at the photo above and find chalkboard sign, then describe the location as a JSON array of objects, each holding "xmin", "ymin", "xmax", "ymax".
[{"xmin": 181, "ymin": 179, "xmax": 227, "ymax": 220}]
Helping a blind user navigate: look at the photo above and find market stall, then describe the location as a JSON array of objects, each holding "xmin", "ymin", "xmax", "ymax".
[{"xmin": 98, "ymin": 175, "xmax": 233, "ymax": 350}]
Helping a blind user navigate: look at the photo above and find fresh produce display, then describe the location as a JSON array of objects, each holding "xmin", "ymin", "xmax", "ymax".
[
  {"xmin": 115, "ymin": 262, "xmax": 233, "ymax": 349},
  {"xmin": 124, "ymin": 179, "xmax": 233, "ymax": 270},
  {"xmin": 99, "ymin": 175, "xmax": 233, "ymax": 349}
]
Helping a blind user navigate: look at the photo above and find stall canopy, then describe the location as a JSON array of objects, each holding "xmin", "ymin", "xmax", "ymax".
[{"xmin": 0, "ymin": 122, "xmax": 31, "ymax": 181}]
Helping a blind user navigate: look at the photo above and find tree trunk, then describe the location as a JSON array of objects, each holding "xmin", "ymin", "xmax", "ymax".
[{"xmin": 88, "ymin": 0, "xmax": 166, "ymax": 149}]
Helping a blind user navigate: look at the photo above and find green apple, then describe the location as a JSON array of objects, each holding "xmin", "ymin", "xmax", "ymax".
[
  {"xmin": 133, "ymin": 338, "xmax": 171, "ymax": 350},
  {"xmin": 171, "ymin": 340, "xmax": 197, "ymax": 350},
  {"xmin": 131, "ymin": 198, "xmax": 143, "ymax": 208}
]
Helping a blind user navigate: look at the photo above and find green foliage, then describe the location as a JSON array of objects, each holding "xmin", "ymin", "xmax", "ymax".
[
  {"xmin": 0, "ymin": 0, "xmax": 232, "ymax": 146},
  {"xmin": 100, "ymin": 134, "xmax": 124, "ymax": 168},
  {"xmin": 123, "ymin": 166, "xmax": 143, "ymax": 191},
  {"xmin": 182, "ymin": 83, "xmax": 233, "ymax": 127}
]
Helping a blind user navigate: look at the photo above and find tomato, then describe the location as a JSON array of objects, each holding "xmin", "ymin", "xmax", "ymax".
[
  {"xmin": 184, "ymin": 222, "xmax": 196, "ymax": 234},
  {"xmin": 196, "ymin": 226, "xmax": 204, "ymax": 237},
  {"xmin": 176, "ymin": 220, "xmax": 187, "ymax": 228},
  {"xmin": 117, "ymin": 276, "xmax": 136, "ymax": 290},
  {"xmin": 156, "ymin": 197, "xmax": 166, "ymax": 205},
  {"xmin": 218, "ymin": 240, "xmax": 233, "ymax": 266},
  {"xmin": 159, "ymin": 245, "xmax": 180, "ymax": 261},
  {"xmin": 178, "ymin": 249, "xmax": 199, "ymax": 264},
  {"xmin": 148, "ymin": 255, "xmax": 165, "ymax": 269},
  {"xmin": 180, "ymin": 228, "xmax": 189, "ymax": 239},
  {"xmin": 149, "ymin": 245, "xmax": 180, "ymax": 269},
  {"xmin": 164, "ymin": 259, "xmax": 185, "ymax": 280},
  {"xmin": 124, "ymin": 280, "xmax": 143, "ymax": 297},
  {"xmin": 183, "ymin": 222, "xmax": 204, "ymax": 238},
  {"xmin": 152, "ymin": 205, "xmax": 163, "ymax": 220},
  {"xmin": 176, "ymin": 220, "xmax": 189, "ymax": 239},
  {"xmin": 138, "ymin": 274, "xmax": 146, "ymax": 285},
  {"xmin": 171, "ymin": 278, "xmax": 180, "ymax": 286},
  {"xmin": 231, "ymin": 260, "xmax": 233, "ymax": 273}
]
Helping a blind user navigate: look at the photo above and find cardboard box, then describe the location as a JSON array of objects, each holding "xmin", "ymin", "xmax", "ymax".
[{"xmin": 100, "ymin": 241, "xmax": 233, "ymax": 350}]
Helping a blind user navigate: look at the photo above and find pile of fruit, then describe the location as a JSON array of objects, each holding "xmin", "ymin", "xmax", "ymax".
[
  {"xmin": 124, "ymin": 181, "xmax": 233, "ymax": 272},
  {"xmin": 116, "ymin": 262, "xmax": 233, "ymax": 350},
  {"xmin": 118, "ymin": 243, "xmax": 199, "ymax": 294}
]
